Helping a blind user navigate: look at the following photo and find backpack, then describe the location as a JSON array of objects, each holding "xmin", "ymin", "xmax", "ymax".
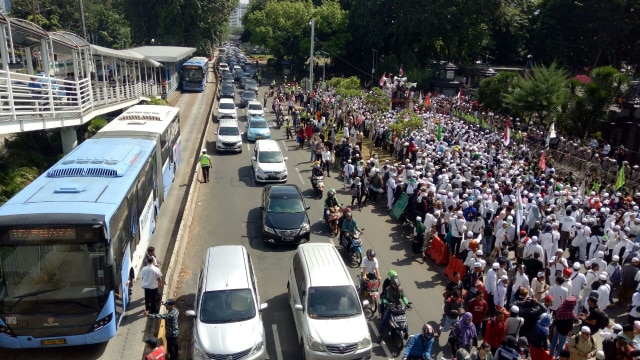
[
  {"xmin": 610, "ymin": 265, "xmax": 622, "ymax": 288},
  {"xmin": 603, "ymin": 337, "xmax": 617, "ymax": 360},
  {"xmin": 462, "ymin": 272, "xmax": 473, "ymax": 291}
]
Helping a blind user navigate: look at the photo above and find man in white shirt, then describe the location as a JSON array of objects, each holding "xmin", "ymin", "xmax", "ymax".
[
  {"xmin": 485, "ymin": 263, "xmax": 499, "ymax": 311},
  {"xmin": 524, "ymin": 236, "xmax": 543, "ymax": 259},
  {"xmin": 596, "ymin": 274, "xmax": 611, "ymax": 310},
  {"xmin": 141, "ymin": 256, "xmax": 163, "ymax": 315},
  {"xmin": 547, "ymin": 276, "xmax": 569, "ymax": 312},
  {"xmin": 570, "ymin": 262, "xmax": 587, "ymax": 315}
]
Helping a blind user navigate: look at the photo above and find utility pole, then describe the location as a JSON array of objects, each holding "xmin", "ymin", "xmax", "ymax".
[
  {"xmin": 78, "ymin": 0, "xmax": 88, "ymax": 40},
  {"xmin": 371, "ymin": 49, "xmax": 377, "ymax": 85},
  {"xmin": 309, "ymin": 18, "xmax": 314, "ymax": 94}
]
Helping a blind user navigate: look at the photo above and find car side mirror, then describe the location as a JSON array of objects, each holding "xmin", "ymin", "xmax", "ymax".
[
  {"xmin": 284, "ymin": 157, "xmax": 288, "ymax": 161},
  {"xmin": 294, "ymin": 304, "xmax": 304, "ymax": 311},
  {"xmin": 252, "ymin": 156, "xmax": 257, "ymax": 161},
  {"xmin": 214, "ymin": 131, "xmax": 218, "ymax": 135},
  {"xmin": 362, "ymin": 300, "xmax": 370, "ymax": 307},
  {"xmin": 185, "ymin": 310, "xmax": 196, "ymax": 317},
  {"xmin": 305, "ymin": 205, "xmax": 311, "ymax": 210},
  {"xmin": 260, "ymin": 303, "xmax": 268, "ymax": 311}
]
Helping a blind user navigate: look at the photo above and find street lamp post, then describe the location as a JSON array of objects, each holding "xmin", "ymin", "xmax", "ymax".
[
  {"xmin": 371, "ymin": 49, "xmax": 377, "ymax": 85},
  {"xmin": 309, "ymin": 19, "xmax": 315, "ymax": 94}
]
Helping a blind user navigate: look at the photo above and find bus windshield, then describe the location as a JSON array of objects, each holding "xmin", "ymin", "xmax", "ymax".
[
  {"xmin": 183, "ymin": 68, "xmax": 204, "ymax": 82},
  {"xmin": 0, "ymin": 242, "xmax": 109, "ymax": 315}
]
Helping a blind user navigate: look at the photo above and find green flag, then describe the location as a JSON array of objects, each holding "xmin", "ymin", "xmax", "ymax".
[
  {"xmin": 436, "ymin": 121, "xmax": 442, "ymax": 141},
  {"xmin": 614, "ymin": 167, "xmax": 626, "ymax": 190}
]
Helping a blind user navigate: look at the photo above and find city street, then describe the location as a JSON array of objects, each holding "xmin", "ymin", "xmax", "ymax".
[{"xmin": 176, "ymin": 81, "xmax": 454, "ymax": 359}]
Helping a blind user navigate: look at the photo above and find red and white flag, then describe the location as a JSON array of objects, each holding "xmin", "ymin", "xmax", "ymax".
[
  {"xmin": 398, "ymin": 65, "xmax": 403, "ymax": 77},
  {"xmin": 457, "ymin": 88, "xmax": 462, "ymax": 105},
  {"xmin": 379, "ymin": 72, "xmax": 386, "ymax": 87},
  {"xmin": 538, "ymin": 150, "xmax": 546, "ymax": 171},
  {"xmin": 503, "ymin": 116, "xmax": 511, "ymax": 146}
]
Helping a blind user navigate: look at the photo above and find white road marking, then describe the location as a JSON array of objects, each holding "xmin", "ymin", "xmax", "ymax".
[
  {"xmin": 280, "ymin": 140, "xmax": 287, "ymax": 150},
  {"xmin": 295, "ymin": 167, "xmax": 305, "ymax": 184},
  {"xmin": 368, "ymin": 324, "xmax": 395, "ymax": 359},
  {"xmin": 247, "ymin": 142, "xmax": 250, "ymax": 151},
  {"xmin": 271, "ymin": 323, "xmax": 284, "ymax": 360}
]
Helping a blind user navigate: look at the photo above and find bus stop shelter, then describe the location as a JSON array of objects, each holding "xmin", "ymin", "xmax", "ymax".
[{"xmin": 128, "ymin": 46, "xmax": 196, "ymax": 97}]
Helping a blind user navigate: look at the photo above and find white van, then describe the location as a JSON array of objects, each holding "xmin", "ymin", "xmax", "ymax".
[
  {"xmin": 251, "ymin": 139, "xmax": 287, "ymax": 183},
  {"xmin": 215, "ymin": 118, "xmax": 243, "ymax": 153},
  {"xmin": 187, "ymin": 246, "xmax": 267, "ymax": 360},
  {"xmin": 287, "ymin": 243, "xmax": 372, "ymax": 359}
]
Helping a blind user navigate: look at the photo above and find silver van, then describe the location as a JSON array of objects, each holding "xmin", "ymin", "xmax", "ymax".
[
  {"xmin": 288, "ymin": 243, "xmax": 372, "ymax": 359},
  {"xmin": 187, "ymin": 245, "xmax": 267, "ymax": 360}
]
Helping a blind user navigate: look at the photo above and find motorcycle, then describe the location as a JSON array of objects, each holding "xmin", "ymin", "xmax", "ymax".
[
  {"xmin": 360, "ymin": 277, "xmax": 380, "ymax": 316},
  {"xmin": 381, "ymin": 302, "xmax": 412, "ymax": 354},
  {"xmin": 275, "ymin": 115, "xmax": 283, "ymax": 129},
  {"xmin": 311, "ymin": 175, "xmax": 324, "ymax": 199},
  {"xmin": 324, "ymin": 206, "xmax": 342, "ymax": 236},
  {"xmin": 340, "ymin": 229, "xmax": 363, "ymax": 267}
]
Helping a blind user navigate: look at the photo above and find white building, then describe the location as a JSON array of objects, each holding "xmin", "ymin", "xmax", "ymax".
[{"xmin": 229, "ymin": 2, "xmax": 248, "ymax": 28}]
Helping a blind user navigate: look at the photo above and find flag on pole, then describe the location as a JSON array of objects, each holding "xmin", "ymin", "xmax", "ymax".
[
  {"xmin": 538, "ymin": 150, "xmax": 546, "ymax": 171},
  {"xmin": 503, "ymin": 116, "xmax": 511, "ymax": 146},
  {"xmin": 457, "ymin": 88, "xmax": 462, "ymax": 105},
  {"xmin": 379, "ymin": 72, "xmax": 386, "ymax": 87},
  {"xmin": 424, "ymin": 93, "xmax": 431, "ymax": 107},
  {"xmin": 436, "ymin": 120, "xmax": 442, "ymax": 141},
  {"xmin": 398, "ymin": 65, "xmax": 403, "ymax": 77},
  {"xmin": 545, "ymin": 122, "xmax": 556, "ymax": 148},
  {"xmin": 515, "ymin": 187, "xmax": 523, "ymax": 235},
  {"xmin": 614, "ymin": 167, "xmax": 626, "ymax": 190}
]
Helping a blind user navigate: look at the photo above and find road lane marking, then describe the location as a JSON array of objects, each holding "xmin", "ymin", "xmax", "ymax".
[
  {"xmin": 280, "ymin": 140, "xmax": 287, "ymax": 150},
  {"xmin": 247, "ymin": 142, "xmax": 250, "ymax": 151},
  {"xmin": 295, "ymin": 167, "xmax": 305, "ymax": 184},
  {"xmin": 368, "ymin": 324, "xmax": 394, "ymax": 359},
  {"xmin": 271, "ymin": 324, "xmax": 283, "ymax": 360}
]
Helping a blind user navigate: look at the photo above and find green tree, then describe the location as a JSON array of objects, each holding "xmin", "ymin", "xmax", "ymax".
[
  {"xmin": 327, "ymin": 76, "xmax": 363, "ymax": 98},
  {"xmin": 558, "ymin": 66, "xmax": 629, "ymax": 139},
  {"xmin": 363, "ymin": 87, "xmax": 390, "ymax": 114},
  {"xmin": 477, "ymin": 72, "xmax": 518, "ymax": 113},
  {"xmin": 504, "ymin": 63, "xmax": 568, "ymax": 124},
  {"xmin": 388, "ymin": 109, "xmax": 423, "ymax": 135}
]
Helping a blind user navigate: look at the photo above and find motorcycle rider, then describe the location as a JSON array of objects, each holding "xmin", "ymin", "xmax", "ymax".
[
  {"xmin": 379, "ymin": 276, "xmax": 410, "ymax": 342},
  {"xmin": 311, "ymin": 162, "xmax": 324, "ymax": 192},
  {"xmin": 324, "ymin": 189, "xmax": 342, "ymax": 236},
  {"xmin": 340, "ymin": 210, "xmax": 361, "ymax": 251},
  {"xmin": 361, "ymin": 249, "xmax": 381, "ymax": 296},
  {"xmin": 403, "ymin": 324, "xmax": 435, "ymax": 360}
]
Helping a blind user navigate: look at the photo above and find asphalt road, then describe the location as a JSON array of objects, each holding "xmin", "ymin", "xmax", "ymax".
[
  {"xmin": 175, "ymin": 81, "xmax": 455, "ymax": 360},
  {"xmin": 0, "ymin": 68, "xmax": 216, "ymax": 359}
]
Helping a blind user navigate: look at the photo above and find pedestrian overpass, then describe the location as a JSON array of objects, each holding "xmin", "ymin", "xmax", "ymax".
[{"xmin": 0, "ymin": 14, "xmax": 196, "ymax": 152}]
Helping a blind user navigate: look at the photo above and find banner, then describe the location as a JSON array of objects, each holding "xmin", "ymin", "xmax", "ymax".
[{"xmin": 545, "ymin": 122, "xmax": 556, "ymax": 148}]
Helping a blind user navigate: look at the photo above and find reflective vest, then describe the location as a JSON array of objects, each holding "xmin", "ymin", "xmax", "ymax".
[
  {"xmin": 199, "ymin": 154, "xmax": 211, "ymax": 167},
  {"xmin": 145, "ymin": 346, "xmax": 166, "ymax": 360}
]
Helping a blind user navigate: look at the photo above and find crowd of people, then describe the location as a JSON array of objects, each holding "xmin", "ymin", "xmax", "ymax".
[{"xmin": 265, "ymin": 78, "xmax": 640, "ymax": 360}]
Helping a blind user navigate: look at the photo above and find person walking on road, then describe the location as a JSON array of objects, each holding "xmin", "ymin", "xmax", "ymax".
[
  {"xmin": 148, "ymin": 299, "xmax": 180, "ymax": 360},
  {"xmin": 199, "ymin": 148, "xmax": 211, "ymax": 183},
  {"xmin": 141, "ymin": 256, "xmax": 163, "ymax": 315},
  {"xmin": 284, "ymin": 117, "xmax": 293, "ymax": 139}
]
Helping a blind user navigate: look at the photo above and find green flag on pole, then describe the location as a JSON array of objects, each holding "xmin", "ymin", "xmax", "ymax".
[
  {"xmin": 614, "ymin": 167, "xmax": 626, "ymax": 191},
  {"xmin": 436, "ymin": 121, "xmax": 442, "ymax": 141}
]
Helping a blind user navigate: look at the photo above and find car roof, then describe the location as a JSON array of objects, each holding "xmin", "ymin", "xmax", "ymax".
[
  {"xmin": 203, "ymin": 246, "xmax": 251, "ymax": 291},
  {"xmin": 242, "ymin": 91, "xmax": 256, "ymax": 97},
  {"xmin": 255, "ymin": 139, "xmax": 280, "ymax": 151},
  {"xmin": 219, "ymin": 98, "xmax": 235, "ymax": 105},
  {"xmin": 249, "ymin": 115, "xmax": 266, "ymax": 122},
  {"xmin": 218, "ymin": 118, "xmax": 238, "ymax": 127},
  {"xmin": 297, "ymin": 243, "xmax": 352, "ymax": 287},
  {"xmin": 247, "ymin": 100, "xmax": 262, "ymax": 107},
  {"xmin": 266, "ymin": 184, "xmax": 301, "ymax": 198}
]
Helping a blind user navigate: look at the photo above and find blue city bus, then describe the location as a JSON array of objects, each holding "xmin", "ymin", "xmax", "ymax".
[
  {"xmin": 0, "ymin": 106, "xmax": 181, "ymax": 349},
  {"xmin": 180, "ymin": 56, "xmax": 209, "ymax": 91}
]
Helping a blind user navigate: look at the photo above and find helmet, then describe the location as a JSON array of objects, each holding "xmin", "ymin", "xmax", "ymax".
[
  {"xmin": 201, "ymin": 148, "xmax": 207, "ymax": 153},
  {"xmin": 422, "ymin": 324, "xmax": 434, "ymax": 339},
  {"xmin": 388, "ymin": 270, "xmax": 397, "ymax": 278},
  {"xmin": 391, "ymin": 276, "xmax": 401, "ymax": 287},
  {"xmin": 328, "ymin": 189, "xmax": 336, "ymax": 196},
  {"xmin": 366, "ymin": 249, "xmax": 375, "ymax": 258}
]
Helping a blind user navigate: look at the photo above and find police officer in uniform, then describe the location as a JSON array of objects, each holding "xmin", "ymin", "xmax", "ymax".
[{"xmin": 199, "ymin": 149, "xmax": 211, "ymax": 183}]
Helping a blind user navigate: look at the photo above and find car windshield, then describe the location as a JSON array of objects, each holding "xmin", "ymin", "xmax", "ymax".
[
  {"xmin": 307, "ymin": 286, "xmax": 362, "ymax": 319},
  {"xmin": 267, "ymin": 197, "xmax": 305, "ymax": 213},
  {"xmin": 243, "ymin": 93, "xmax": 257, "ymax": 100},
  {"xmin": 250, "ymin": 120, "xmax": 268, "ymax": 128},
  {"xmin": 248, "ymin": 104, "xmax": 262, "ymax": 111},
  {"xmin": 258, "ymin": 151, "xmax": 283, "ymax": 163},
  {"xmin": 222, "ymin": 85, "xmax": 233, "ymax": 93},
  {"xmin": 218, "ymin": 126, "xmax": 239, "ymax": 135},
  {"xmin": 199, "ymin": 289, "xmax": 256, "ymax": 323},
  {"xmin": 219, "ymin": 103, "xmax": 235, "ymax": 110}
]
